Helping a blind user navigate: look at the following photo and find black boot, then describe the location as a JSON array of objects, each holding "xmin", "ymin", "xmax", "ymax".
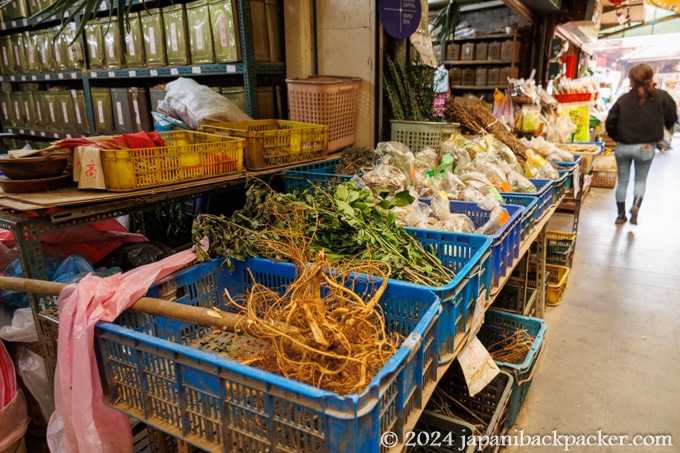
[
  {"xmin": 630, "ymin": 197, "xmax": 643, "ymax": 225},
  {"xmin": 615, "ymin": 202, "xmax": 627, "ymax": 225}
]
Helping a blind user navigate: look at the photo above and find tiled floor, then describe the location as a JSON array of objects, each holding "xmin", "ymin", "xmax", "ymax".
[{"xmin": 504, "ymin": 141, "xmax": 680, "ymax": 452}]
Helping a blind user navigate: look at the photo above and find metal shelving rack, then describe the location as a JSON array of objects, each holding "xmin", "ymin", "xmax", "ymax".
[{"xmin": 0, "ymin": 0, "xmax": 285, "ymax": 138}]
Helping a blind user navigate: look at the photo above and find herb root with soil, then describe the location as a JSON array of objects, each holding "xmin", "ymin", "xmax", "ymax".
[{"xmin": 192, "ymin": 177, "xmax": 455, "ymax": 287}]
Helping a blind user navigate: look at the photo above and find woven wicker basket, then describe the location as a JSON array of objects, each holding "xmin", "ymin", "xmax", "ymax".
[{"xmin": 591, "ymin": 170, "xmax": 617, "ymax": 188}]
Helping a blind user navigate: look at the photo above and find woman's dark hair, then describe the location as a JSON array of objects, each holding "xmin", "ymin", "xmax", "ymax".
[{"xmin": 628, "ymin": 63, "xmax": 656, "ymax": 105}]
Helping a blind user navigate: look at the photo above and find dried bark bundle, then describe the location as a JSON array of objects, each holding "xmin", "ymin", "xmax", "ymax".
[{"xmin": 444, "ymin": 98, "xmax": 529, "ymax": 165}]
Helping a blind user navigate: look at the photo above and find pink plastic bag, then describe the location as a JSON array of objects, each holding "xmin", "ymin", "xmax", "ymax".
[{"xmin": 47, "ymin": 239, "xmax": 207, "ymax": 453}]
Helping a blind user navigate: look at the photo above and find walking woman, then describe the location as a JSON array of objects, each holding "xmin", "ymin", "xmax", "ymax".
[{"xmin": 605, "ymin": 63, "xmax": 678, "ymax": 225}]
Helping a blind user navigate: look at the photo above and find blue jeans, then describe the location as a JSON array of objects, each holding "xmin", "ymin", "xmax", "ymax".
[{"xmin": 614, "ymin": 143, "xmax": 655, "ymax": 203}]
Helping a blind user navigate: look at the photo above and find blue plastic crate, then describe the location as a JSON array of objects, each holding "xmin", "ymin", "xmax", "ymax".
[
  {"xmin": 477, "ymin": 308, "xmax": 547, "ymax": 427},
  {"xmin": 97, "ymin": 257, "xmax": 441, "ymax": 453},
  {"xmin": 500, "ymin": 194, "xmax": 538, "ymax": 242},
  {"xmin": 419, "ymin": 200, "xmax": 523, "ymax": 294},
  {"xmin": 500, "ymin": 178, "xmax": 552, "ymax": 221},
  {"xmin": 405, "ymin": 230, "xmax": 492, "ymax": 356},
  {"xmin": 552, "ymin": 165, "xmax": 575, "ymax": 205},
  {"xmin": 282, "ymin": 157, "xmax": 358, "ymax": 193}
]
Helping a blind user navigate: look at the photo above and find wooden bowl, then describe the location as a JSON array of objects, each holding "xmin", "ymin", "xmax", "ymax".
[
  {"xmin": 0, "ymin": 173, "xmax": 72, "ymax": 193},
  {"xmin": 0, "ymin": 154, "xmax": 69, "ymax": 180}
]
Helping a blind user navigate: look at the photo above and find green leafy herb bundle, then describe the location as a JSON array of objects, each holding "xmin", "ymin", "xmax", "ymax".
[{"xmin": 192, "ymin": 178, "xmax": 454, "ymax": 287}]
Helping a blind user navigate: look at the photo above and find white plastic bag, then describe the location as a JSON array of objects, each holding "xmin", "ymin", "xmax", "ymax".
[
  {"xmin": 16, "ymin": 346, "xmax": 54, "ymax": 423},
  {"xmin": 0, "ymin": 308, "xmax": 38, "ymax": 343},
  {"xmin": 158, "ymin": 78, "xmax": 252, "ymax": 129}
]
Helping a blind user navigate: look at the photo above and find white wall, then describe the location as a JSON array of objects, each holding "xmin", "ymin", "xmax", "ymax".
[{"xmin": 314, "ymin": 1, "xmax": 376, "ymax": 148}]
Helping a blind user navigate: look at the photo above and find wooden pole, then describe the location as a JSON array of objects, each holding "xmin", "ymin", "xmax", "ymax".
[{"xmin": 0, "ymin": 276, "xmax": 246, "ymax": 332}]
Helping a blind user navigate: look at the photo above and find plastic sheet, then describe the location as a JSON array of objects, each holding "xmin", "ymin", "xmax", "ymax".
[
  {"xmin": 46, "ymin": 239, "xmax": 206, "ymax": 453},
  {"xmin": 16, "ymin": 346, "xmax": 54, "ymax": 423}
]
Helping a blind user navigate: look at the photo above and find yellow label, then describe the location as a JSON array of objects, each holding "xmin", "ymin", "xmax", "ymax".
[{"xmin": 290, "ymin": 131, "xmax": 301, "ymax": 154}]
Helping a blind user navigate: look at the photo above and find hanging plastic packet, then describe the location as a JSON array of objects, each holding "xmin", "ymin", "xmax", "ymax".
[{"xmin": 475, "ymin": 205, "xmax": 509, "ymax": 236}]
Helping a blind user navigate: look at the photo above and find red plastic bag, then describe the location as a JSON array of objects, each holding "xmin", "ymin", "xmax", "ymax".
[
  {"xmin": 46, "ymin": 238, "xmax": 207, "ymax": 453},
  {"xmin": 0, "ymin": 219, "xmax": 147, "ymax": 265}
]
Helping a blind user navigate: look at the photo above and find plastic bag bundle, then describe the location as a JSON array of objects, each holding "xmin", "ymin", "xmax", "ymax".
[
  {"xmin": 393, "ymin": 199, "xmax": 433, "ymax": 230},
  {"xmin": 430, "ymin": 195, "xmax": 475, "ymax": 233},
  {"xmin": 158, "ymin": 77, "xmax": 252, "ymax": 129},
  {"xmin": 522, "ymin": 136, "xmax": 574, "ymax": 162},
  {"xmin": 465, "ymin": 154, "xmax": 510, "ymax": 192},
  {"xmin": 413, "ymin": 148, "xmax": 439, "ymax": 175},
  {"xmin": 524, "ymin": 150, "xmax": 560, "ymax": 180},
  {"xmin": 507, "ymin": 170, "xmax": 537, "ymax": 193},
  {"xmin": 361, "ymin": 164, "xmax": 407, "ymax": 197},
  {"xmin": 373, "ymin": 142, "xmax": 415, "ymax": 188}
]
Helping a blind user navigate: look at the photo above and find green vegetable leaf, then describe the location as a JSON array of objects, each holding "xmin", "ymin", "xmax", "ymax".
[{"xmin": 378, "ymin": 190, "xmax": 415, "ymax": 210}]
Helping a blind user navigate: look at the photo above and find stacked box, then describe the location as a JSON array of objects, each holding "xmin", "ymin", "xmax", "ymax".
[
  {"xmin": 209, "ymin": 0, "xmax": 240, "ymax": 62},
  {"xmin": 249, "ymin": 0, "xmax": 269, "ymax": 61},
  {"xmin": 264, "ymin": 0, "xmax": 284, "ymax": 62},
  {"xmin": 0, "ymin": 36, "xmax": 13, "ymax": 75},
  {"xmin": 163, "ymin": 4, "xmax": 190, "ymax": 65},
  {"xmin": 111, "ymin": 88, "xmax": 152, "ymax": 133},
  {"xmin": 149, "ymin": 87, "xmax": 166, "ymax": 112},
  {"xmin": 141, "ymin": 8, "xmax": 166, "ymax": 67},
  {"xmin": 43, "ymin": 91, "xmax": 62, "ymax": 132},
  {"xmin": 51, "ymin": 27, "xmax": 69, "ymax": 72},
  {"xmin": 35, "ymin": 29, "xmax": 54, "ymax": 73},
  {"xmin": 125, "ymin": 13, "xmax": 145, "ymax": 68},
  {"xmin": 25, "ymin": 31, "xmax": 41, "ymax": 73},
  {"xmin": 10, "ymin": 34, "xmax": 27, "ymax": 74},
  {"xmin": 71, "ymin": 90, "xmax": 90, "ymax": 134},
  {"xmin": 475, "ymin": 41, "xmax": 488, "ymax": 60},
  {"xmin": 20, "ymin": 91, "xmax": 36, "ymax": 129},
  {"xmin": 221, "ymin": 86, "xmax": 246, "ymax": 113},
  {"xmin": 90, "ymin": 87, "xmax": 115, "ymax": 134},
  {"xmin": 102, "ymin": 17, "xmax": 125, "ymax": 69},
  {"xmin": 0, "ymin": 92, "xmax": 13, "ymax": 128},
  {"xmin": 10, "ymin": 92, "xmax": 24, "ymax": 128},
  {"xmin": 33, "ymin": 91, "xmax": 47, "ymax": 128},
  {"xmin": 187, "ymin": 0, "xmax": 214, "ymax": 64},
  {"xmin": 62, "ymin": 23, "xmax": 84, "ymax": 70},
  {"xmin": 4, "ymin": 0, "xmax": 28, "ymax": 20},
  {"xmin": 56, "ymin": 91, "xmax": 76, "ymax": 132},
  {"xmin": 85, "ymin": 21, "xmax": 106, "ymax": 69}
]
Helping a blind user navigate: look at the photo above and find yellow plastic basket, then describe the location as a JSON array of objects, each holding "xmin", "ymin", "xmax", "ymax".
[
  {"xmin": 546, "ymin": 264, "xmax": 570, "ymax": 306},
  {"xmin": 101, "ymin": 130, "xmax": 245, "ymax": 191},
  {"xmin": 200, "ymin": 119, "xmax": 328, "ymax": 170}
]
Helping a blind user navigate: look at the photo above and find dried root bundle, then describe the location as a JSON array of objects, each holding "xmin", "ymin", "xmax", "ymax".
[
  {"xmin": 486, "ymin": 328, "xmax": 533, "ymax": 364},
  {"xmin": 226, "ymin": 251, "xmax": 402, "ymax": 395}
]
